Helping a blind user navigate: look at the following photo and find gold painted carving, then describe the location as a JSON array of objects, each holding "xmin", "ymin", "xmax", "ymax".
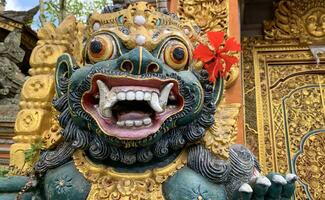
[
  {"xmin": 73, "ymin": 150, "xmax": 187, "ymax": 200},
  {"xmin": 203, "ymin": 101, "xmax": 241, "ymax": 159},
  {"xmin": 264, "ymin": 0, "xmax": 325, "ymax": 43},
  {"xmin": 294, "ymin": 131, "xmax": 325, "ymax": 200},
  {"xmin": 9, "ymin": 16, "xmax": 85, "ymax": 175},
  {"xmin": 87, "ymin": 2, "xmax": 198, "ymax": 53},
  {"xmin": 177, "ymin": 0, "xmax": 239, "ymax": 88},
  {"xmin": 242, "ymin": 36, "xmax": 325, "ymax": 199},
  {"xmin": 177, "ymin": 0, "xmax": 228, "ymax": 33}
]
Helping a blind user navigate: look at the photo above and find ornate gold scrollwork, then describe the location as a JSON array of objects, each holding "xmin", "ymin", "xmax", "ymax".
[
  {"xmin": 242, "ymin": 36, "xmax": 325, "ymax": 199},
  {"xmin": 264, "ymin": 0, "xmax": 325, "ymax": 43},
  {"xmin": 204, "ymin": 102, "xmax": 241, "ymax": 159},
  {"xmin": 177, "ymin": 0, "xmax": 228, "ymax": 33},
  {"xmin": 73, "ymin": 150, "xmax": 187, "ymax": 200},
  {"xmin": 177, "ymin": 0, "xmax": 239, "ymax": 89}
]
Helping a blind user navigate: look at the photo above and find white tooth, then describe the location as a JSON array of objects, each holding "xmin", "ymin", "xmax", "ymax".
[
  {"xmin": 144, "ymin": 92, "xmax": 151, "ymax": 101},
  {"xmin": 143, "ymin": 118, "xmax": 151, "ymax": 125},
  {"xmin": 134, "ymin": 120, "xmax": 143, "ymax": 126},
  {"xmin": 117, "ymin": 121, "xmax": 125, "ymax": 127},
  {"xmin": 150, "ymin": 92, "xmax": 163, "ymax": 112},
  {"xmin": 102, "ymin": 108, "xmax": 112, "ymax": 118},
  {"xmin": 117, "ymin": 92, "xmax": 126, "ymax": 100},
  {"xmin": 159, "ymin": 83, "xmax": 174, "ymax": 108},
  {"xmin": 126, "ymin": 91, "xmax": 136, "ymax": 100},
  {"xmin": 135, "ymin": 91, "xmax": 144, "ymax": 100},
  {"xmin": 97, "ymin": 80, "xmax": 115, "ymax": 117},
  {"xmin": 168, "ymin": 93, "xmax": 176, "ymax": 101},
  {"xmin": 97, "ymin": 80, "xmax": 109, "ymax": 108},
  {"xmin": 125, "ymin": 120, "xmax": 134, "ymax": 127}
]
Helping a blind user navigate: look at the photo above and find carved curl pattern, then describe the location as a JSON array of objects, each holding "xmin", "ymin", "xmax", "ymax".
[{"xmin": 264, "ymin": 0, "xmax": 325, "ymax": 43}]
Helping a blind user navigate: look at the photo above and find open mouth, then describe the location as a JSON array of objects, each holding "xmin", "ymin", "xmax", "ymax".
[{"xmin": 82, "ymin": 74, "xmax": 184, "ymax": 140}]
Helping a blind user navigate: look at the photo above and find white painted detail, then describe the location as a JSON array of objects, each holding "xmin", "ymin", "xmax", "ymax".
[
  {"xmin": 159, "ymin": 83, "xmax": 174, "ymax": 108},
  {"xmin": 117, "ymin": 92, "xmax": 126, "ymax": 100},
  {"xmin": 144, "ymin": 92, "xmax": 151, "ymax": 101},
  {"xmin": 135, "ymin": 91, "xmax": 144, "ymax": 100},
  {"xmin": 256, "ymin": 176, "xmax": 271, "ymax": 187},
  {"xmin": 117, "ymin": 121, "xmax": 125, "ymax": 127},
  {"xmin": 285, "ymin": 174, "xmax": 297, "ymax": 182},
  {"xmin": 272, "ymin": 175, "xmax": 287, "ymax": 185},
  {"xmin": 150, "ymin": 92, "xmax": 163, "ymax": 112},
  {"xmin": 134, "ymin": 15, "xmax": 146, "ymax": 26},
  {"xmin": 184, "ymin": 28, "xmax": 190, "ymax": 35},
  {"xmin": 143, "ymin": 118, "xmax": 152, "ymax": 125},
  {"xmin": 93, "ymin": 22, "xmax": 101, "ymax": 31},
  {"xmin": 126, "ymin": 91, "xmax": 136, "ymax": 100},
  {"xmin": 136, "ymin": 35, "xmax": 146, "ymax": 46},
  {"xmin": 238, "ymin": 183, "xmax": 253, "ymax": 193},
  {"xmin": 125, "ymin": 120, "xmax": 134, "ymax": 127},
  {"xmin": 134, "ymin": 120, "xmax": 143, "ymax": 126}
]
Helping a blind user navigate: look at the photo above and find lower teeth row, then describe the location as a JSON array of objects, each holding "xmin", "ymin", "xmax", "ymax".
[{"xmin": 117, "ymin": 117, "xmax": 152, "ymax": 127}]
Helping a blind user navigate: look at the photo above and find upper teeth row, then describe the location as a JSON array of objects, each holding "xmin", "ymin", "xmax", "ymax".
[
  {"xmin": 115, "ymin": 91, "xmax": 156, "ymax": 101},
  {"xmin": 96, "ymin": 80, "xmax": 174, "ymax": 118}
]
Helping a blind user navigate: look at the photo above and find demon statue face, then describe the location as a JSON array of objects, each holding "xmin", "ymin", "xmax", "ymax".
[{"xmin": 35, "ymin": 2, "xmax": 222, "ymax": 171}]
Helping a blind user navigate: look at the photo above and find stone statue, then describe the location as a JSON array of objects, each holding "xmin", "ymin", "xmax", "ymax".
[
  {"xmin": 0, "ymin": 31, "xmax": 25, "ymax": 105},
  {"xmin": 0, "ymin": 2, "xmax": 296, "ymax": 200}
]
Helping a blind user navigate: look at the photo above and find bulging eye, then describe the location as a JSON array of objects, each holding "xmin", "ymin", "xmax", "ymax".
[
  {"xmin": 87, "ymin": 35, "xmax": 116, "ymax": 63},
  {"xmin": 163, "ymin": 40, "xmax": 189, "ymax": 70}
]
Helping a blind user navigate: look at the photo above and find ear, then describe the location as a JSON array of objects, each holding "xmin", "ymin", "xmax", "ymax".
[
  {"xmin": 212, "ymin": 77, "xmax": 224, "ymax": 106},
  {"xmin": 55, "ymin": 53, "xmax": 75, "ymax": 97}
]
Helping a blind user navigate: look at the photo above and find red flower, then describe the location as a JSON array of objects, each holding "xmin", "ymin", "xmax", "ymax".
[{"xmin": 193, "ymin": 32, "xmax": 241, "ymax": 82}]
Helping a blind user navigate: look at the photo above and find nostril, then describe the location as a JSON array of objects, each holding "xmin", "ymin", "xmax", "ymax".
[
  {"xmin": 147, "ymin": 63, "xmax": 159, "ymax": 73},
  {"xmin": 120, "ymin": 60, "xmax": 133, "ymax": 72}
]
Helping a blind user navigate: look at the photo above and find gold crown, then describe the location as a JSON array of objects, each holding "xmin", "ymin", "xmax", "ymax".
[{"xmin": 86, "ymin": 1, "xmax": 200, "ymax": 51}]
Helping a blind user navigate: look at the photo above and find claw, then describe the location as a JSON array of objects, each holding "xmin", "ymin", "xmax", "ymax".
[
  {"xmin": 256, "ymin": 176, "xmax": 271, "ymax": 187},
  {"xmin": 285, "ymin": 174, "xmax": 297, "ymax": 183},
  {"xmin": 239, "ymin": 183, "xmax": 253, "ymax": 193},
  {"xmin": 272, "ymin": 174, "xmax": 287, "ymax": 185}
]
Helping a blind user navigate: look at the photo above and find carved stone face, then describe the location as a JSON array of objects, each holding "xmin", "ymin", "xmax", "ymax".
[
  {"xmin": 304, "ymin": 9, "xmax": 325, "ymax": 37},
  {"xmin": 53, "ymin": 2, "xmax": 223, "ymax": 166}
]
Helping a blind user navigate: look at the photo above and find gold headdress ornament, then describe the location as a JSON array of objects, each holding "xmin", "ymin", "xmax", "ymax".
[{"xmin": 264, "ymin": 0, "xmax": 325, "ymax": 43}]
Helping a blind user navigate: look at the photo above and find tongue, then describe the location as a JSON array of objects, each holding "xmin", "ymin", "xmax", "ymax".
[{"xmin": 117, "ymin": 111, "xmax": 150, "ymax": 121}]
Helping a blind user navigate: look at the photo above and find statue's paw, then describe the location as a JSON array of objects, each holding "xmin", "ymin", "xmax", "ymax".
[
  {"xmin": 280, "ymin": 174, "xmax": 298, "ymax": 200},
  {"xmin": 233, "ymin": 173, "xmax": 297, "ymax": 200},
  {"xmin": 251, "ymin": 176, "xmax": 272, "ymax": 199},
  {"xmin": 236, "ymin": 183, "xmax": 253, "ymax": 200},
  {"xmin": 264, "ymin": 173, "xmax": 297, "ymax": 200}
]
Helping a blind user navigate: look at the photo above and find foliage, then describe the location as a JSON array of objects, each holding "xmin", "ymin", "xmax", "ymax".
[
  {"xmin": 24, "ymin": 139, "xmax": 43, "ymax": 162},
  {"xmin": 0, "ymin": 166, "xmax": 9, "ymax": 177},
  {"xmin": 36, "ymin": 0, "xmax": 112, "ymax": 28}
]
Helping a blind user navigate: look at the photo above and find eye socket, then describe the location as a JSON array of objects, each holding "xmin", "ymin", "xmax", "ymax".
[
  {"xmin": 307, "ymin": 16, "xmax": 317, "ymax": 24},
  {"xmin": 162, "ymin": 40, "xmax": 189, "ymax": 70},
  {"xmin": 87, "ymin": 35, "xmax": 116, "ymax": 63}
]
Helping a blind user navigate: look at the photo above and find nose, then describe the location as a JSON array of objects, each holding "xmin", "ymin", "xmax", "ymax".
[{"xmin": 116, "ymin": 47, "xmax": 162, "ymax": 75}]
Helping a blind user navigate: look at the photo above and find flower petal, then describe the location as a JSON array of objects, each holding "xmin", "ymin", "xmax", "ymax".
[
  {"xmin": 207, "ymin": 31, "xmax": 225, "ymax": 51},
  {"xmin": 220, "ymin": 54, "xmax": 238, "ymax": 75},
  {"xmin": 221, "ymin": 37, "xmax": 241, "ymax": 53},
  {"xmin": 204, "ymin": 58, "xmax": 222, "ymax": 82},
  {"xmin": 193, "ymin": 44, "xmax": 215, "ymax": 63}
]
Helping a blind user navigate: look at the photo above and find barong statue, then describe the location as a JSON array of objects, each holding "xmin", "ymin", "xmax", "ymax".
[{"xmin": 0, "ymin": 2, "xmax": 296, "ymax": 200}]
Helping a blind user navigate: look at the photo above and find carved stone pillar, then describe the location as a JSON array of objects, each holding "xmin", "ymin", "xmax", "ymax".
[
  {"xmin": 0, "ymin": 31, "xmax": 25, "ymax": 166},
  {"xmin": 10, "ymin": 16, "xmax": 85, "ymax": 174}
]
